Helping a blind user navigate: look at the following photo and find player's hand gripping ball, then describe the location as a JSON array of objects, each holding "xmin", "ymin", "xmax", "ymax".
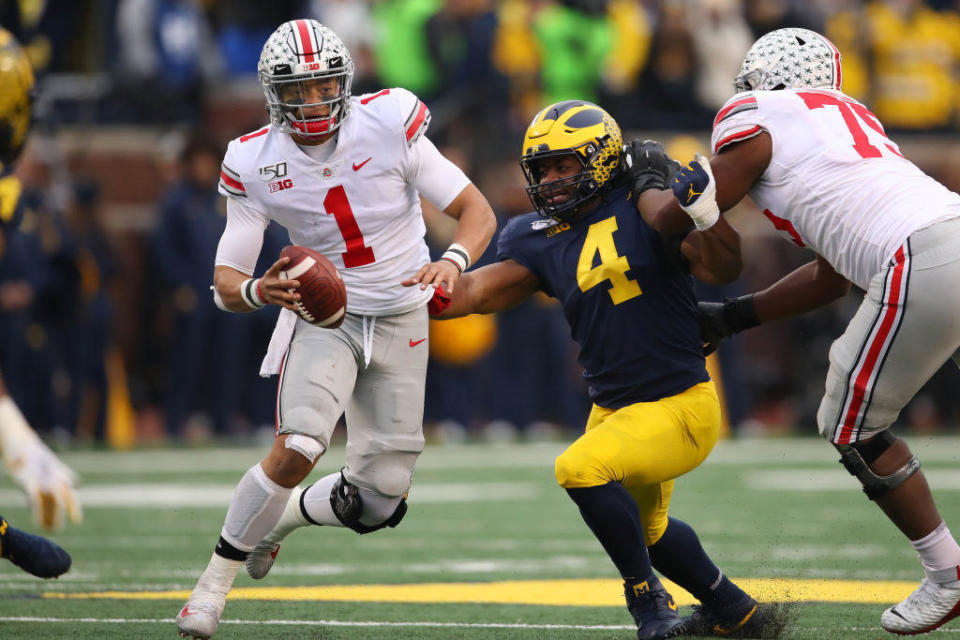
[{"xmin": 279, "ymin": 245, "xmax": 347, "ymax": 328}]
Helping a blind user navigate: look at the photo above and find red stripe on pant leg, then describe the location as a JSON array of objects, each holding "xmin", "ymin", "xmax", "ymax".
[{"xmin": 836, "ymin": 247, "xmax": 906, "ymax": 444}]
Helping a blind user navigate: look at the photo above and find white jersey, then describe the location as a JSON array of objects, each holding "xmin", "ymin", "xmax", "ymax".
[
  {"xmin": 216, "ymin": 87, "xmax": 470, "ymax": 315},
  {"xmin": 711, "ymin": 88, "xmax": 960, "ymax": 290}
]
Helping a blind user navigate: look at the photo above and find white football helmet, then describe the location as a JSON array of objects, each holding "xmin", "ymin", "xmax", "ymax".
[
  {"xmin": 258, "ymin": 20, "xmax": 354, "ymax": 136},
  {"xmin": 735, "ymin": 28, "xmax": 842, "ymax": 93}
]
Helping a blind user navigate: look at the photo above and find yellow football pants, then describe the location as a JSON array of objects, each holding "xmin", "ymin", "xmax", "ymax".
[{"xmin": 554, "ymin": 381, "xmax": 721, "ymax": 545}]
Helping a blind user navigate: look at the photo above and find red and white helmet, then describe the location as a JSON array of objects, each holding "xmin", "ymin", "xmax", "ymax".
[
  {"xmin": 735, "ymin": 28, "xmax": 842, "ymax": 93},
  {"xmin": 258, "ymin": 20, "xmax": 354, "ymax": 136}
]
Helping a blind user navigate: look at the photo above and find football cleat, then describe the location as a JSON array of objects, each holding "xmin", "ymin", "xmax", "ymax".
[
  {"xmin": 245, "ymin": 541, "xmax": 280, "ymax": 580},
  {"xmin": 683, "ymin": 597, "xmax": 789, "ymax": 638},
  {"xmin": 0, "ymin": 514, "xmax": 71, "ymax": 578},
  {"xmin": 176, "ymin": 591, "xmax": 226, "ymax": 640},
  {"xmin": 625, "ymin": 580, "xmax": 686, "ymax": 640},
  {"xmin": 881, "ymin": 578, "xmax": 960, "ymax": 635}
]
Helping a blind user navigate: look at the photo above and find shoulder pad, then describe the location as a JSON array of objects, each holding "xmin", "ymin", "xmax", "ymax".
[
  {"xmin": 219, "ymin": 138, "xmax": 248, "ymax": 199},
  {"xmin": 713, "ymin": 92, "xmax": 758, "ymax": 128},
  {"xmin": 392, "ymin": 87, "xmax": 431, "ymax": 146}
]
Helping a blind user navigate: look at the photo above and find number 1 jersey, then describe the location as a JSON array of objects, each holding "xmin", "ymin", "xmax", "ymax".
[
  {"xmin": 712, "ymin": 88, "xmax": 960, "ymax": 290},
  {"xmin": 216, "ymin": 87, "xmax": 469, "ymax": 315},
  {"xmin": 496, "ymin": 186, "xmax": 708, "ymax": 409}
]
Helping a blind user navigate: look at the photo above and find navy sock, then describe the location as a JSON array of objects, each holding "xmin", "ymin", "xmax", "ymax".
[
  {"xmin": 565, "ymin": 483, "xmax": 654, "ymax": 582},
  {"xmin": 648, "ymin": 517, "xmax": 748, "ymax": 608}
]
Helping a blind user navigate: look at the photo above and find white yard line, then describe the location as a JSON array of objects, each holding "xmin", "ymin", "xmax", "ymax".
[
  {"xmin": 3, "ymin": 616, "xmax": 960, "ymax": 634},
  {"xmin": 748, "ymin": 469, "xmax": 960, "ymax": 490}
]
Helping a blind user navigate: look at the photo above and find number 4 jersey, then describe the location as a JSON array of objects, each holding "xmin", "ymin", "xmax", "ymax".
[
  {"xmin": 712, "ymin": 88, "xmax": 960, "ymax": 291},
  {"xmin": 497, "ymin": 185, "xmax": 708, "ymax": 409},
  {"xmin": 215, "ymin": 87, "xmax": 470, "ymax": 315}
]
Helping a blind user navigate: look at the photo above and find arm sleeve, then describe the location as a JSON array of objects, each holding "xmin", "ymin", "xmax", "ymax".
[
  {"xmin": 215, "ymin": 197, "xmax": 270, "ymax": 275},
  {"xmin": 406, "ymin": 135, "xmax": 472, "ymax": 211},
  {"xmin": 711, "ymin": 92, "xmax": 765, "ymax": 154}
]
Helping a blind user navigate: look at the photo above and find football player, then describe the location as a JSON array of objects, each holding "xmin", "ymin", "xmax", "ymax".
[
  {"xmin": 0, "ymin": 27, "xmax": 77, "ymax": 579},
  {"xmin": 175, "ymin": 19, "xmax": 497, "ymax": 639},
  {"xmin": 639, "ymin": 27, "xmax": 960, "ymax": 636},
  {"xmin": 420, "ymin": 101, "xmax": 775, "ymax": 640}
]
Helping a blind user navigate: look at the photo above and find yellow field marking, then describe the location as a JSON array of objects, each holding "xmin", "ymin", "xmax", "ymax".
[{"xmin": 46, "ymin": 577, "xmax": 917, "ymax": 606}]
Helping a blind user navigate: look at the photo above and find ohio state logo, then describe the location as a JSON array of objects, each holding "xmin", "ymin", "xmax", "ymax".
[{"xmin": 269, "ymin": 178, "xmax": 294, "ymax": 193}]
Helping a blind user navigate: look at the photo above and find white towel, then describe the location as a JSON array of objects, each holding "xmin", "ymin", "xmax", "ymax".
[{"xmin": 259, "ymin": 308, "xmax": 297, "ymax": 377}]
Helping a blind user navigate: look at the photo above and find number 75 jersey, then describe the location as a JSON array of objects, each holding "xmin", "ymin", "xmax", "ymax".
[
  {"xmin": 217, "ymin": 87, "xmax": 468, "ymax": 315},
  {"xmin": 712, "ymin": 88, "xmax": 960, "ymax": 291},
  {"xmin": 496, "ymin": 186, "xmax": 708, "ymax": 410}
]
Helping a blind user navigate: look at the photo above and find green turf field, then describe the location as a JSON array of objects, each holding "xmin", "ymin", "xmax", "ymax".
[{"xmin": 2, "ymin": 436, "xmax": 959, "ymax": 639}]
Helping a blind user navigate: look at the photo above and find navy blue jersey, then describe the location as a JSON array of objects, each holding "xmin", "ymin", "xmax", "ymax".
[{"xmin": 496, "ymin": 185, "xmax": 708, "ymax": 408}]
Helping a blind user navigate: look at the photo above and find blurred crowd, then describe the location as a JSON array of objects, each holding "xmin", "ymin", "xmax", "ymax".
[{"xmin": 2, "ymin": 0, "xmax": 960, "ymax": 445}]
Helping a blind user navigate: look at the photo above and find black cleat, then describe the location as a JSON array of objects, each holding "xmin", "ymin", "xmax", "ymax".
[
  {"xmin": 625, "ymin": 580, "xmax": 686, "ymax": 640},
  {"xmin": 682, "ymin": 597, "xmax": 791, "ymax": 638},
  {"xmin": 0, "ymin": 514, "xmax": 71, "ymax": 578}
]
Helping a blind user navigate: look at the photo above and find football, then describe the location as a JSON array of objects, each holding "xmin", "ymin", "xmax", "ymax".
[{"xmin": 279, "ymin": 245, "xmax": 347, "ymax": 328}]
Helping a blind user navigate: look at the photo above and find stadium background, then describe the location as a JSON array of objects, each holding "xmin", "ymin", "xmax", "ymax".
[{"xmin": 4, "ymin": 0, "xmax": 960, "ymax": 447}]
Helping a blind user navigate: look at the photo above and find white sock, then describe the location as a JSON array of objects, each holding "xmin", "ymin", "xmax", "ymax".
[
  {"xmin": 191, "ymin": 552, "xmax": 241, "ymax": 601},
  {"xmin": 220, "ymin": 463, "xmax": 293, "ymax": 551},
  {"xmin": 261, "ymin": 486, "xmax": 311, "ymax": 545},
  {"xmin": 912, "ymin": 521, "xmax": 960, "ymax": 586},
  {"xmin": 299, "ymin": 472, "xmax": 346, "ymax": 527}
]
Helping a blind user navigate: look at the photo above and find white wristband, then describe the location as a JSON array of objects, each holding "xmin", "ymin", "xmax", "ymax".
[
  {"xmin": 678, "ymin": 153, "xmax": 720, "ymax": 231},
  {"xmin": 239, "ymin": 277, "xmax": 266, "ymax": 309},
  {"xmin": 441, "ymin": 243, "xmax": 471, "ymax": 273}
]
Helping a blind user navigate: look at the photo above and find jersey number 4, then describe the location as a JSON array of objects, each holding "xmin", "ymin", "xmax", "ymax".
[
  {"xmin": 324, "ymin": 185, "xmax": 375, "ymax": 267},
  {"xmin": 798, "ymin": 91, "xmax": 902, "ymax": 160},
  {"xmin": 577, "ymin": 216, "xmax": 642, "ymax": 305}
]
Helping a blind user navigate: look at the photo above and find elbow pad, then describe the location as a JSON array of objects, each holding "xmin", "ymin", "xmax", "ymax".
[{"xmin": 212, "ymin": 286, "xmax": 230, "ymax": 312}]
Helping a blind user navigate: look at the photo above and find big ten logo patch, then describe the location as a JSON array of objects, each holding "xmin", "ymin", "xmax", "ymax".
[
  {"xmin": 546, "ymin": 222, "xmax": 571, "ymax": 238},
  {"xmin": 259, "ymin": 161, "xmax": 288, "ymax": 181},
  {"xmin": 269, "ymin": 179, "xmax": 294, "ymax": 193}
]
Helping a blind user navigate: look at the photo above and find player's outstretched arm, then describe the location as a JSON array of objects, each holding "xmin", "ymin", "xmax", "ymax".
[
  {"xmin": 699, "ymin": 254, "xmax": 850, "ymax": 354},
  {"xmin": 213, "ymin": 261, "xmax": 302, "ymax": 313},
  {"xmin": 0, "ymin": 372, "xmax": 82, "ymax": 531},
  {"xmin": 638, "ymin": 133, "xmax": 772, "ymax": 234},
  {"xmin": 426, "ymin": 259, "xmax": 541, "ymax": 319}
]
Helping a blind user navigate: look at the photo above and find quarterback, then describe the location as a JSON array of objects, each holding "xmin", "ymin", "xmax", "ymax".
[
  {"xmin": 0, "ymin": 27, "xmax": 77, "ymax": 580},
  {"xmin": 176, "ymin": 19, "xmax": 496, "ymax": 639},
  {"xmin": 425, "ymin": 100, "xmax": 775, "ymax": 639},
  {"xmin": 641, "ymin": 28, "xmax": 960, "ymax": 636}
]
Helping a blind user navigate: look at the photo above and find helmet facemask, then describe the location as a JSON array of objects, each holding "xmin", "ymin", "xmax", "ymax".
[
  {"xmin": 520, "ymin": 146, "xmax": 603, "ymax": 222},
  {"xmin": 262, "ymin": 63, "xmax": 354, "ymax": 136}
]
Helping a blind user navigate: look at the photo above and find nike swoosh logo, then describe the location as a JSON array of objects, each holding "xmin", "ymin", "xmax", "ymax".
[
  {"xmin": 179, "ymin": 605, "xmax": 193, "ymax": 618},
  {"xmin": 353, "ymin": 157, "xmax": 372, "ymax": 171},
  {"xmin": 890, "ymin": 607, "xmax": 908, "ymax": 621},
  {"xmin": 409, "ymin": 338, "xmax": 426, "ymax": 347}
]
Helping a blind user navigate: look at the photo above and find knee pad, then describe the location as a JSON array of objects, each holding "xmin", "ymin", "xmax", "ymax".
[
  {"xmin": 284, "ymin": 433, "xmax": 325, "ymax": 463},
  {"xmin": 835, "ymin": 430, "xmax": 920, "ymax": 500},
  {"xmin": 330, "ymin": 471, "xmax": 408, "ymax": 534}
]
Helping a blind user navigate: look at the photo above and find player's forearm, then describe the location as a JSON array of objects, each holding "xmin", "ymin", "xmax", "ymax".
[
  {"xmin": 453, "ymin": 196, "xmax": 497, "ymax": 263},
  {"xmin": 213, "ymin": 266, "xmax": 259, "ymax": 313},
  {"xmin": 753, "ymin": 258, "xmax": 850, "ymax": 323},
  {"xmin": 436, "ymin": 272, "xmax": 480, "ymax": 319},
  {"xmin": 638, "ymin": 189, "xmax": 696, "ymax": 235},
  {"xmin": 688, "ymin": 218, "xmax": 742, "ymax": 284}
]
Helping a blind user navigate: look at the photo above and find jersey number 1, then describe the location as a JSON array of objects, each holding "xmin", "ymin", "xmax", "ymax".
[
  {"xmin": 577, "ymin": 217, "xmax": 642, "ymax": 305},
  {"xmin": 325, "ymin": 185, "xmax": 375, "ymax": 267}
]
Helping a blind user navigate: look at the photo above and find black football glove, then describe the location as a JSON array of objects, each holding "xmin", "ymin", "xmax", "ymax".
[
  {"xmin": 624, "ymin": 139, "xmax": 682, "ymax": 196},
  {"xmin": 698, "ymin": 295, "xmax": 760, "ymax": 356}
]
